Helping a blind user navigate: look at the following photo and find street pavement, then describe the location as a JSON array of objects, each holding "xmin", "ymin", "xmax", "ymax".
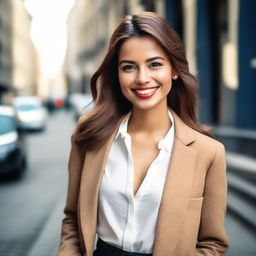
[
  {"xmin": 0, "ymin": 109, "xmax": 75, "ymax": 256},
  {"xmin": 0, "ymin": 109, "xmax": 255, "ymax": 256}
]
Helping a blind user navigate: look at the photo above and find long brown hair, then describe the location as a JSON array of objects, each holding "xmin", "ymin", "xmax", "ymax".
[{"xmin": 74, "ymin": 12, "xmax": 211, "ymax": 151}]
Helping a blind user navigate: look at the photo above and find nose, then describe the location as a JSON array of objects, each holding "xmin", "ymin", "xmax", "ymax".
[{"xmin": 135, "ymin": 68, "xmax": 150, "ymax": 85}]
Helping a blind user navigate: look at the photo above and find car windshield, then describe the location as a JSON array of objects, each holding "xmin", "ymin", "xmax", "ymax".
[
  {"xmin": 16, "ymin": 104, "xmax": 40, "ymax": 111},
  {"xmin": 0, "ymin": 115, "xmax": 16, "ymax": 134}
]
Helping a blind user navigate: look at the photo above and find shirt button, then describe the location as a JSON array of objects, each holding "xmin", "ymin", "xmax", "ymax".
[{"xmin": 158, "ymin": 139, "xmax": 165, "ymax": 150}]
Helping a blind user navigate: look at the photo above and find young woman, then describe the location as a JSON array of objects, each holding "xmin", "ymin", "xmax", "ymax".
[{"xmin": 58, "ymin": 12, "xmax": 229, "ymax": 256}]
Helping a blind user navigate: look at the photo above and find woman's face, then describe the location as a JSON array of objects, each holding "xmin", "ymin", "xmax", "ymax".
[{"xmin": 118, "ymin": 35, "xmax": 175, "ymax": 111}]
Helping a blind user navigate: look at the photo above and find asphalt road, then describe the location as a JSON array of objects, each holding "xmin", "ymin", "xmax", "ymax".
[
  {"xmin": 0, "ymin": 109, "xmax": 255, "ymax": 256},
  {"xmin": 0, "ymin": 109, "xmax": 75, "ymax": 256}
]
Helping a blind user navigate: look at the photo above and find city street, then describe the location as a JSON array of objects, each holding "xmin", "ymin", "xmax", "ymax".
[
  {"xmin": 0, "ymin": 110, "xmax": 255, "ymax": 256},
  {"xmin": 0, "ymin": 110, "xmax": 75, "ymax": 256}
]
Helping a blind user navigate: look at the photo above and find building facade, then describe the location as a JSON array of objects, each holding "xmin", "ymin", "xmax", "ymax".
[
  {"xmin": 167, "ymin": 0, "xmax": 255, "ymax": 129},
  {"xmin": 11, "ymin": 0, "xmax": 37, "ymax": 97},
  {"xmin": 0, "ymin": 0, "xmax": 37, "ymax": 104},
  {"xmin": 0, "ymin": 0, "xmax": 13, "ymax": 103}
]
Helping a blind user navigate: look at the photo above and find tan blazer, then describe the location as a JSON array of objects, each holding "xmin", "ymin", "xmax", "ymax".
[{"xmin": 58, "ymin": 110, "xmax": 229, "ymax": 256}]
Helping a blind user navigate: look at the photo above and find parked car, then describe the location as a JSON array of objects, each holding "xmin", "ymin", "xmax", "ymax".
[
  {"xmin": 69, "ymin": 93, "xmax": 94, "ymax": 120},
  {"xmin": 0, "ymin": 106, "xmax": 27, "ymax": 178},
  {"xmin": 13, "ymin": 96, "xmax": 47, "ymax": 131}
]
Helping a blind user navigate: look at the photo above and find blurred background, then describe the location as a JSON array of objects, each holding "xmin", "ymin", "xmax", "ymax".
[{"xmin": 0, "ymin": 0, "xmax": 255, "ymax": 255}]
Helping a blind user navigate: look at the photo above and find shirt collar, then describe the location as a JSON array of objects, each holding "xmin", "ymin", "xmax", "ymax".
[
  {"xmin": 115, "ymin": 111, "xmax": 175, "ymax": 153},
  {"xmin": 115, "ymin": 112, "xmax": 131, "ymax": 140}
]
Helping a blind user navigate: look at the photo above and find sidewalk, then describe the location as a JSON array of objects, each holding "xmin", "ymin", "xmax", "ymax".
[{"xmin": 26, "ymin": 197, "xmax": 65, "ymax": 256}]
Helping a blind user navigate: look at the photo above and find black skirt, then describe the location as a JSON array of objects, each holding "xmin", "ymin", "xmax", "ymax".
[{"xmin": 93, "ymin": 238, "xmax": 153, "ymax": 256}]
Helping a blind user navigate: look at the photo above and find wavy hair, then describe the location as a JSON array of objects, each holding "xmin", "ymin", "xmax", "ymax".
[{"xmin": 74, "ymin": 12, "xmax": 211, "ymax": 151}]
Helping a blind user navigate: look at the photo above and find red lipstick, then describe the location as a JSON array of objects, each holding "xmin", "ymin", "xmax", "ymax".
[{"xmin": 132, "ymin": 86, "xmax": 159, "ymax": 99}]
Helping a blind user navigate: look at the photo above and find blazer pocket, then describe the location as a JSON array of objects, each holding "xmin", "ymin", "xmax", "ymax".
[{"xmin": 187, "ymin": 197, "xmax": 203, "ymax": 210}]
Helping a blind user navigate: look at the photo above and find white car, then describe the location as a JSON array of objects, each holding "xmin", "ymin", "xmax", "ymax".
[
  {"xmin": 13, "ymin": 96, "xmax": 47, "ymax": 131},
  {"xmin": 69, "ymin": 93, "xmax": 94, "ymax": 120}
]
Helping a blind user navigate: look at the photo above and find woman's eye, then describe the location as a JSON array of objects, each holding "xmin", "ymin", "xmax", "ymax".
[
  {"xmin": 122, "ymin": 65, "xmax": 136, "ymax": 71},
  {"xmin": 150, "ymin": 62, "xmax": 163, "ymax": 68}
]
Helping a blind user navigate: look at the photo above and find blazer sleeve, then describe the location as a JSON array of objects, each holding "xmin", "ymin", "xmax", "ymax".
[
  {"xmin": 195, "ymin": 143, "xmax": 229, "ymax": 255},
  {"xmin": 58, "ymin": 132, "xmax": 85, "ymax": 256}
]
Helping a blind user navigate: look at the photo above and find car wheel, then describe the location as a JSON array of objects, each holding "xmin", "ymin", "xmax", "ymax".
[{"xmin": 13, "ymin": 158, "xmax": 26, "ymax": 179}]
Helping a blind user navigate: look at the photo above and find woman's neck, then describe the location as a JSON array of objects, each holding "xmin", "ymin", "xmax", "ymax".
[{"xmin": 128, "ymin": 104, "xmax": 171, "ymax": 136}]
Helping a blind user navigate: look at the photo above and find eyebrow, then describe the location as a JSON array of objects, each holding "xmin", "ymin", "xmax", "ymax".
[{"xmin": 119, "ymin": 56, "xmax": 165, "ymax": 65}]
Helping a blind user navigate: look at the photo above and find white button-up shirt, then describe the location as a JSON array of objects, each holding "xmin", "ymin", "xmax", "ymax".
[{"xmin": 97, "ymin": 111, "xmax": 175, "ymax": 253}]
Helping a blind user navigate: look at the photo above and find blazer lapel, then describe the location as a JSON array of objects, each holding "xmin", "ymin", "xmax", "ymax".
[
  {"xmin": 79, "ymin": 117, "xmax": 125, "ymax": 256},
  {"xmin": 79, "ymin": 149, "xmax": 107, "ymax": 256},
  {"xmin": 153, "ymin": 111, "xmax": 198, "ymax": 256}
]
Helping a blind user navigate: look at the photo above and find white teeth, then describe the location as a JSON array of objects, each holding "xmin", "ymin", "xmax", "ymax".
[{"xmin": 135, "ymin": 88, "xmax": 157, "ymax": 95}]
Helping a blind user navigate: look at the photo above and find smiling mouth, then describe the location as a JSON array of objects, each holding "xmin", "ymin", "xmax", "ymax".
[{"xmin": 132, "ymin": 86, "xmax": 160, "ymax": 98}]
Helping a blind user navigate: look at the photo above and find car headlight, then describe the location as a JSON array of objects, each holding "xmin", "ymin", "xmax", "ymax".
[{"xmin": 0, "ymin": 132, "xmax": 18, "ymax": 160}]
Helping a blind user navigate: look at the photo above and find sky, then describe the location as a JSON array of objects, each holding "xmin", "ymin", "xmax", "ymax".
[{"xmin": 24, "ymin": 0, "xmax": 75, "ymax": 78}]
